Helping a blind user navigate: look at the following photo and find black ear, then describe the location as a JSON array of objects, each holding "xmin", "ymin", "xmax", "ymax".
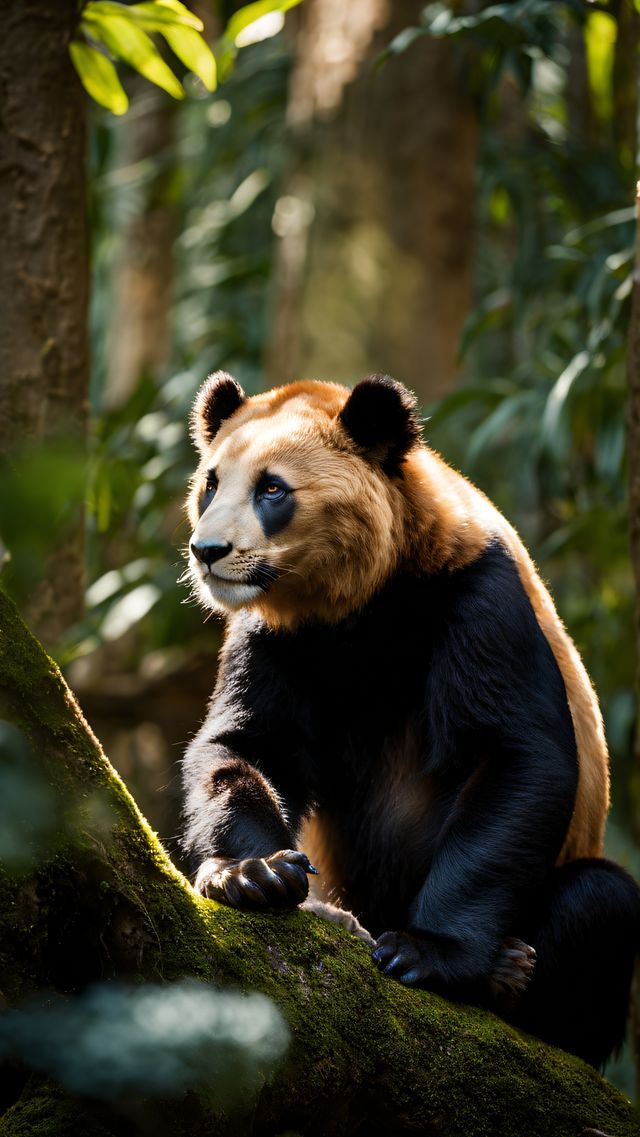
[
  {"xmin": 190, "ymin": 372, "xmax": 246, "ymax": 452},
  {"xmin": 339, "ymin": 374, "xmax": 422, "ymax": 473}
]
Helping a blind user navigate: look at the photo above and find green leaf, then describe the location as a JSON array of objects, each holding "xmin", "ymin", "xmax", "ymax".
[
  {"xmin": 155, "ymin": 0, "xmax": 198, "ymax": 12},
  {"xmin": 585, "ymin": 10, "xmax": 616, "ymax": 123},
  {"xmin": 69, "ymin": 40, "xmax": 129, "ymax": 114},
  {"xmin": 224, "ymin": 0, "xmax": 303, "ymax": 45},
  {"xmin": 161, "ymin": 23, "xmax": 217, "ymax": 90},
  {"xmin": 467, "ymin": 390, "xmax": 537, "ymax": 467},
  {"xmin": 384, "ymin": 0, "xmax": 579, "ymax": 61},
  {"xmin": 542, "ymin": 350, "xmax": 591, "ymax": 455},
  {"xmin": 83, "ymin": 11, "xmax": 185, "ymax": 99},
  {"xmin": 84, "ymin": 1, "xmax": 203, "ymax": 31},
  {"xmin": 216, "ymin": 0, "xmax": 302, "ymax": 80},
  {"xmin": 128, "ymin": 0, "xmax": 203, "ymax": 30}
]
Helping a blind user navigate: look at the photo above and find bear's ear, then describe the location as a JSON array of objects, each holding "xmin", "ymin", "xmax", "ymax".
[
  {"xmin": 339, "ymin": 374, "xmax": 422, "ymax": 473},
  {"xmin": 190, "ymin": 372, "xmax": 246, "ymax": 453}
]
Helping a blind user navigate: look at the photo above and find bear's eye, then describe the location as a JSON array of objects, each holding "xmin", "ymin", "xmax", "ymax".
[
  {"xmin": 256, "ymin": 474, "xmax": 288, "ymax": 503},
  {"xmin": 200, "ymin": 471, "xmax": 218, "ymax": 513}
]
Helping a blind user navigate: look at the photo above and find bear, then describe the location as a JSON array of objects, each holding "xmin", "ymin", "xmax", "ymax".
[{"xmin": 181, "ymin": 370, "xmax": 640, "ymax": 1067}]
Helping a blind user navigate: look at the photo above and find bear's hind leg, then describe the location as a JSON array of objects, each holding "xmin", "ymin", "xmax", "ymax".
[{"xmin": 511, "ymin": 858, "xmax": 640, "ymax": 1067}]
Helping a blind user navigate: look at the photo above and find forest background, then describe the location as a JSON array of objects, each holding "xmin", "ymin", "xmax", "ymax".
[{"xmin": 2, "ymin": 0, "xmax": 640, "ymax": 1122}]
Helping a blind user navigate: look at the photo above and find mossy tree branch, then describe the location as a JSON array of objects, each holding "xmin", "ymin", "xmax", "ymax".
[{"xmin": 0, "ymin": 588, "xmax": 637, "ymax": 1137}]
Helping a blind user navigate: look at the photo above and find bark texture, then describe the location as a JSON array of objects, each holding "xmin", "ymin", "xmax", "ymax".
[
  {"xmin": 267, "ymin": 0, "xmax": 478, "ymax": 404},
  {"xmin": 0, "ymin": 0, "xmax": 89, "ymax": 645},
  {"xmin": 0, "ymin": 588, "xmax": 638, "ymax": 1137}
]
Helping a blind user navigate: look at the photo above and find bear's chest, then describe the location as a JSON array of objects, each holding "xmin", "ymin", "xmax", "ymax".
[{"xmin": 268, "ymin": 572, "xmax": 439, "ymax": 749}]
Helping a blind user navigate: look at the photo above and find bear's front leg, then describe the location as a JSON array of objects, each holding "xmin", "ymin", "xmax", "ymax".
[
  {"xmin": 372, "ymin": 930, "xmax": 536, "ymax": 1004},
  {"xmin": 194, "ymin": 849, "xmax": 318, "ymax": 909},
  {"xmin": 371, "ymin": 931, "xmax": 434, "ymax": 985}
]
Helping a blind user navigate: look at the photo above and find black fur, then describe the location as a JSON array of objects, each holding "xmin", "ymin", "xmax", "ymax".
[
  {"xmin": 339, "ymin": 374, "xmax": 422, "ymax": 475},
  {"xmin": 513, "ymin": 858, "xmax": 640, "ymax": 1067},
  {"xmin": 191, "ymin": 372, "xmax": 246, "ymax": 452},
  {"xmin": 182, "ymin": 540, "xmax": 640, "ymax": 1065}
]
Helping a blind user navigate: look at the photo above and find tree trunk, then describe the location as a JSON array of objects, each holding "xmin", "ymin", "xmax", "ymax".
[
  {"xmin": 612, "ymin": 0, "xmax": 639, "ymax": 178},
  {"xmin": 266, "ymin": 0, "xmax": 479, "ymax": 405},
  {"xmin": 0, "ymin": 589, "xmax": 637, "ymax": 1137},
  {"xmin": 626, "ymin": 178, "xmax": 640, "ymax": 1104},
  {"xmin": 104, "ymin": 85, "xmax": 178, "ymax": 411},
  {"xmin": 0, "ymin": 0, "xmax": 89, "ymax": 646}
]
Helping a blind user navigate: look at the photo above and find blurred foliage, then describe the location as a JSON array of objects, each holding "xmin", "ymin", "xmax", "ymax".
[
  {"xmin": 0, "ymin": 981, "xmax": 287, "ymax": 1106},
  {"xmin": 385, "ymin": 0, "xmax": 583, "ymax": 92},
  {"xmin": 0, "ymin": 444, "xmax": 87, "ymax": 603},
  {"xmin": 0, "ymin": 723, "xmax": 58, "ymax": 873}
]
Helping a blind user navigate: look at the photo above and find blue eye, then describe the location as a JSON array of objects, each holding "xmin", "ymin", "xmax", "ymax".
[{"xmin": 257, "ymin": 475, "xmax": 288, "ymax": 503}]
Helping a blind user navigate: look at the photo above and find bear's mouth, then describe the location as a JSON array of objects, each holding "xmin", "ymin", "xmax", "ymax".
[
  {"xmin": 191, "ymin": 559, "xmax": 279, "ymax": 612},
  {"xmin": 202, "ymin": 561, "xmax": 278, "ymax": 593}
]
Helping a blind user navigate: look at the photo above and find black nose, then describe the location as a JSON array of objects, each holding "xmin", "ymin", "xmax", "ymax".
[{"xmin": 190, "ymin": 540, "xmax": 233, "ymax": 567}]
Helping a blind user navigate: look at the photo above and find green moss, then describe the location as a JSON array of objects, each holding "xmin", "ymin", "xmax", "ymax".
[{"xmin": 0, "ymin": 1081, "xmax": 121, "ymax": 1137}]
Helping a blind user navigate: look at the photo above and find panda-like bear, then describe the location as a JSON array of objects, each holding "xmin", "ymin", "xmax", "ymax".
[{"xmin": 182, "ymin": 371, "xmax": 640, "ymax": 1067}]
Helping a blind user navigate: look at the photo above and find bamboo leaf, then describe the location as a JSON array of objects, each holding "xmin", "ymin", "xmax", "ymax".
[
  {"xmin": 128, "ymin": 1, "xmax": 203, "ymax": 31},
  {"xmin": 155, "ymin": 0, "xmax": 201, "ymax": 14},
  {"xmin": 542, "ymin": 350, "xmax": 591, "ymax": 455},
  {"xmin": 83, "ymin": 11, "xmax": 185, "ymax": 99},
  {"xmin": 467, "ymin": 390, "xmax": 538, "ymax": 466},
  {"xmin": 224, "ymin": 0, "xmax": 303, "ymax": 46},
  {"xmin": 69, "ymin": 40, "xmax": 129, "ymax": 115},
  {"xmin": 85, "ymin": 0, "xmax": 203, "ymax": 31},
  {"xmin": 161, "ymin": 24, "xmax": 217, "ymax": 91}
]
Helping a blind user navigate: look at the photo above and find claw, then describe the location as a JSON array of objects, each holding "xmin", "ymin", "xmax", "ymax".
[
  {"xmin": 398, "ymin": 968, "xmax": 423, "ymax": 985},
  {"xmin": 235, "ymin": 875, "xmax": 269, "ymax": 907},
  {"xmin": 276, "ymin": 850, "xmax": 319, "ymax": 875},
  {"xmin": 383, "ymin": 952, "xmax": 409, "ymax": 976},
  {"xmin": 261, "ymin": 864, "xmax": 290, "ymax": 897},
  {"xmin": 223, "ymin": 875, "xmax": 246, "ymax": 908}
]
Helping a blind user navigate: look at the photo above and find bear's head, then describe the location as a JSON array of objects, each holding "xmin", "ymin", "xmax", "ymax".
[{"xmin": 186, "ymin": 372, "xmax": 423, "ymax": 627}]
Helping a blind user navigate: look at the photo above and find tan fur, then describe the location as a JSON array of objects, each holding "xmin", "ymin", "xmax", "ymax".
[
  {"xmin": 299, "ymin": 812, "xmax": 346, "ymax": 906},
  {"xmin": 188, "ymin": 379, "xmax": 609, "ymax": 863}
]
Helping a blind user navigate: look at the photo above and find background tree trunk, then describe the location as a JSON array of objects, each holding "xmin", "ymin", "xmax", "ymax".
[
  {"xmin": 266, "ymin": 0, "xmax": 479, "ymax": 405},
  {"xmin": 612, "ymin": 0, "xmax": 639, "ymax": 176},
  {"xmin": 104, "ymin": 85, "xmax": 178, "ymax": 411},
  {"xmin": 0, "ymin": 589, "xmax": 637, "ymax": 1137},
  {"xmin": 0, "ymin": 0, "xmax": 89, "ymax": 646},
  {"xmin": 626, "ymin": 180, "xmax": 640, "ymax": 1103}
]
